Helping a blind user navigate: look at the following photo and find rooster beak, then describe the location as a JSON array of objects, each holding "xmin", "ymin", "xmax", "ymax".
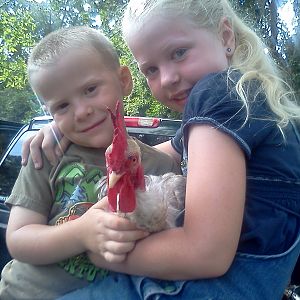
[{"xmin": 109, "ymin": 171, "xmax": 125, "ymax": 188}]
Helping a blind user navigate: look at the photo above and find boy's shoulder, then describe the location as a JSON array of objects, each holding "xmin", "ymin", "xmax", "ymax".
[
  {"xmin": 134, "ymin": 138, "xmax": 181, "ymax": 175},
  {"xmin": 64, "ymin": 143, "xmax": 106, "ymax": 163}
]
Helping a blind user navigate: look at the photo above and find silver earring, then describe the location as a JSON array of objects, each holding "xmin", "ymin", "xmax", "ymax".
[{"xmin": 227, "ymin": 48, "xmax": 232, "ymax": 53}]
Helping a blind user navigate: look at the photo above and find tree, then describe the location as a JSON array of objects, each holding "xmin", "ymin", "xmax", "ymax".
[
  {"xmin": 0, "ymin": 5, "xmax": 41, "ymax": 122},
  {"xmin": 0, "ymin": 0, "xmax": 299, "ymax": 122},
  {"xmin": 0, "ymin": 88, "xmax": 43, "ymax": 122},
  {"xmin": 0, "ymin": 8, "xmax": 36, "ymax": 89},
  {"xmin": 231, "ymin": 0, "xmax": 299, "ymax": 100}
]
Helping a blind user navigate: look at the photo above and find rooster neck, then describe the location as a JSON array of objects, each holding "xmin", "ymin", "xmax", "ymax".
[{"xmin": 105, "ymin": 101, "xmax": 145, "ymax": 213}]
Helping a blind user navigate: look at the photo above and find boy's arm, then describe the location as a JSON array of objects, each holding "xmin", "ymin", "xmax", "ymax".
[
  {"xmin": 6, "ymin": 205, "xmax": 86, "ymax": 264},
  {"xmin": 6, "ymin": 202, "xmax": 148, "ymax": 265}
]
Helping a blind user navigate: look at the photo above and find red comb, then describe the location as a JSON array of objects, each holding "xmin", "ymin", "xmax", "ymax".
[
  {"xmin": 106, "ymin": 101, "xmax": 137, "ymax": 213},
  {"xmin": 106, "ymin": 101, "xmax": 128, "ymax": 173}
]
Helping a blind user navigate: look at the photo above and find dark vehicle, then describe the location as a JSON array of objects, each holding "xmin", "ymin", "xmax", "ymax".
[
  {"xmin": 0, "ymin": 115, "xmax": 181, "ymax": 272},
  {"xmin": 0, "ymin": 120, "xmax": 23, "ymax": 158}
]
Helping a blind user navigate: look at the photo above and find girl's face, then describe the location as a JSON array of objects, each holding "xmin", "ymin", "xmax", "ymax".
[
  {"xmin": 31, "ymin": 49, "xmax": 132, "ymax": 149},
  {"xmin": 128, "ymin": 16, "xmax": 234, "ymax": 112}
]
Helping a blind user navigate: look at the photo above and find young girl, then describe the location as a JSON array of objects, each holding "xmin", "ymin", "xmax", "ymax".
[{"xmin": 26, "ymin": 0, "xmax": 300, "ymax": 299}]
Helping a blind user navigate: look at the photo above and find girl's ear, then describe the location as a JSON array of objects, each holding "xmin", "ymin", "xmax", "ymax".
[
  {"xmin": 119, "ymin": 66, "xmax": 133, "ymax": 96},
  {"xmin": 219, "ymin": 17, "xmax": 235, "ymax": 57}
]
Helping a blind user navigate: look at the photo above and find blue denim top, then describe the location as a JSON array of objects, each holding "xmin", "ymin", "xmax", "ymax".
[{"xmin": 172, "ymin": 70, "xmax": 300, "ymax": 255}]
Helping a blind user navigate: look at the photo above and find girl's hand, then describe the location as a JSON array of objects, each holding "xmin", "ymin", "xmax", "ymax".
[
  {"xmin": 80, "ymin": 198, "xmax": 149, "ymax": 263},
  {"xmin": 21, "ymin": 121, "xmax": 70, "ymax": 168}
]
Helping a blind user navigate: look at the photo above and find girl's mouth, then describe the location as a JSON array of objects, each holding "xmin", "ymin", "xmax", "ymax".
[{"xmin": 171, "ymin": 90, "xmax": 190, "ymax": 102}]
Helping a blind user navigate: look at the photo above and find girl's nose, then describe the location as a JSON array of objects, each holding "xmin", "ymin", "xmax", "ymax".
[{"xmin": 160, "ymin": 66, "xmax": 180, "ymax": 88}]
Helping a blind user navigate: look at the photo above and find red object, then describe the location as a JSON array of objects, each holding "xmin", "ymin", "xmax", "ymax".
[
  {"xmin": 105, "ymin": 101, "xmax": 145, "ymax": 213},
  {"xmin": 124, "ymin": 116, "xmax": 160, "ymax": 128}
]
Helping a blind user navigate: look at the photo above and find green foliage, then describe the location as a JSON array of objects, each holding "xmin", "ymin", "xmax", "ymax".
[
  {"xmin": 0, "ymin": 9, "xmax": 36, "ymax": 89},
  {"xmin": 0, "ymin": 87, "xmax": 43, "ymax": 123},
  {"xmin": 0, "ymin": 0, "xmax": 298, "ymax": 122}
]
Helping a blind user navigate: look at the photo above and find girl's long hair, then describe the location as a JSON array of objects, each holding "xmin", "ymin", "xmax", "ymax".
[{"xmin": 122, "ymin": 0, "xmax": 300, "ymax": 129}]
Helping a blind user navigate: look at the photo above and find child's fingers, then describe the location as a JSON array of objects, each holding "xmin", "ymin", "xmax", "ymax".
[
  {"xmin": 102, "ymin": 252, "xmax": 127, "ymax": 263},
  {"xmin": 103, "ymin": 240, "xmax": 136, "ymax": 255},
  {"xmin": 94, "ymin": 196, "xmax": 109, "ymax": 210},
  {"xmin": 104, "ymin": 227, "xmax": 149, "ymax": 242},
  {"xmin": 40, "ymin": 124, "xmax": 62, "ymax": 166},
  {"xmin": 21, "ymin": 135, "xmax": 36, "ymax": 166},
  {"xmin": 29, "ymin": 133, "xmax": 45, "ymax": 168},
  {"xmin": 55, "ymin": 136, "xmax": 71, "ymax": 157}
]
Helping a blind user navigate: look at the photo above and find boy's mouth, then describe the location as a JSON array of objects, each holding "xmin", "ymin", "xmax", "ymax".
[{"xmin": 81, "ymin": 118, "xmax": 106, "ymax": 133}]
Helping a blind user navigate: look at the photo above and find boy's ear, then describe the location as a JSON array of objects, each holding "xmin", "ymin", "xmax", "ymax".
[
  {"xmin": 219, "ymin": 17, "xmax": 235, "ymax": 57},
  {"xmin": 119, "ymin": 66, "xmax": 133, "ymax": 96},
  {"xmin": 42, "ymin": 104, "xmax": 50, "ymax": 115}
]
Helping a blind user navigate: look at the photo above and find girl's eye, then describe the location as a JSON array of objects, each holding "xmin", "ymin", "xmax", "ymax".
[
  {"xmin": 85, "ymin": 85, "xmax": 97, "ymax": 95},
  {"xmin": 173, "ymin": 48, "xmax": 187, "ymax": 60}
]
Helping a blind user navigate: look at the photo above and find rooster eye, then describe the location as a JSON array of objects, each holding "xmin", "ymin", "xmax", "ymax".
[{"xmin": 129, "ymin": 156, "xmax": 137, "ymax": 163}]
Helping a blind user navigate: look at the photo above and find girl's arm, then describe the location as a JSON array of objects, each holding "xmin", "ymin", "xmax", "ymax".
[
  {"xmin": 22, "ymin": 125, "xmax": 179, "ymax": 168},
  {"xmin": 21, "ymin": 121, "xmax": 69, "ymax": 168},
  {"xmin": 90, "ymin": 124, "xmax": 246, "ymax": 280},
  {"xmin": 6, "ymin": 201, "xmax": 147, "ymax": 265}
]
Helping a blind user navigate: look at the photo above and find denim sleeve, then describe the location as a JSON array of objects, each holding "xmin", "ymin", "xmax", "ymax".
[
  {"xmin": 171, "ymin": 127, "xmax": 183, "ymax": 155},
  {"xmin": 182, "ymin": 71, "xmax": 278, "ymax": 158}
]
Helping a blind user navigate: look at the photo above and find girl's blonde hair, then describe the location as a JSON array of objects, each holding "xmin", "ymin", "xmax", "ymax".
[
  {"xmin": 28, "ymin": 26, "xmax": 120, "ymax": 82},
  {"xmin": 122, "ymin": 0, "xmax": 299, "ymax": 128}
]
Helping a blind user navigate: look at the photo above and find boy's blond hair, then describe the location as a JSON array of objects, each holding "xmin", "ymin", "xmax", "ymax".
[
  {"xmin": 122, "ymin": 0, "xmax": 300, "ymax": 129},
  {"xmin": 28, "ymin": 26, "xmax": 120, "ymax": 81}
]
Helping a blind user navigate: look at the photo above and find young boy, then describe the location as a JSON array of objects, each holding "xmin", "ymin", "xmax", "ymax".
[{"xmin": 0, "ymin": 26, "xmax": 180, "ymax": 300}]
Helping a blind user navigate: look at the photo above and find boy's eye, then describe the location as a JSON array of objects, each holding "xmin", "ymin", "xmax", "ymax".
[
  {"xmin": 50, "ymin": 102, "xmax": 69, "ymax": 115},
  {"xmin": 173, "ymin": 48, "xmax": 187, "ymax": 60},
  {"xmin": 57, "ymin": 103, "xmax": 69, "ymax": 112},
  {"xmin": 144, "ymin": 66, "xmax": 158, "ymax": 78}
]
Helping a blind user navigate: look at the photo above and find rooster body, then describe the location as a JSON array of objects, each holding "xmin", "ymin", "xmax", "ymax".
[
  {"xmin": 98, "ymin": 171, "xmax": 186, "ymax": 232},
  {"xmin": 102, "ymin": 101, "xmax": 185, "ymax": 232}
]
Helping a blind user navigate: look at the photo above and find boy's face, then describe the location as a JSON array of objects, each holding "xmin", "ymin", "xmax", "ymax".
[
  {"xmin": 31, "ymin": 49, "xmax": 132, "ymax": 149},
  {"xmin": 128, "ymin": 16, "xmax": 232, "ymax": 113}
]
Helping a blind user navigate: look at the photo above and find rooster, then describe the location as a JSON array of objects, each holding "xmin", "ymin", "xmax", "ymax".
[{"xmin": 98, "ymin": 101, "xmax": 186, "ymax": 232}]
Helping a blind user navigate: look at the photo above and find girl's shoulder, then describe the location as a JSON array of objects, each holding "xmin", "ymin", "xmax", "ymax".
[
  {"xmin": 186, "ymin": 69, "xmax": 270, "ymax": 120},
  {"xmin": 192, "ymin": 70, "xmax": 241, "ymax": 91}
]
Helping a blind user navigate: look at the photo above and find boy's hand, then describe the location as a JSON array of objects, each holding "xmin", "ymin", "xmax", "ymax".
[
  {"xmin": 21, "ymin": 121, "xmax": 70, "ymax": 168},
  {"xmin": 81, "ymin": 197, "xmax": 149, "ymax": 263}
]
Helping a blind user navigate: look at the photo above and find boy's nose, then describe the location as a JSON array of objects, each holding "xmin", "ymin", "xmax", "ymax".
[{"xmin": 74, "ymin": 101, "xmax": 93, "ymax": 121}]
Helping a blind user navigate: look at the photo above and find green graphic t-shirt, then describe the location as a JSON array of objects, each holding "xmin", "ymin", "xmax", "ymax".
[{"xmin": 1, "ymin": 140, "xmax": 181, "ymax": 299}]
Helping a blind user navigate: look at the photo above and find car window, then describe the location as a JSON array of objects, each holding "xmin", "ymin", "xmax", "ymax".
[
  {"xmin": 0, "ymin": 131, "xmax": 37, "ymax": 200},
  {"xmin": 0, "ymin": 129, "xmax": 21, "ymax": 159}
]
